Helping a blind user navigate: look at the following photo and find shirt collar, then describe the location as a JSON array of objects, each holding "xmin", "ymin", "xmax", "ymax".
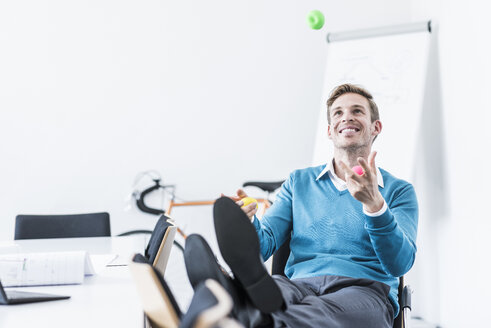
[{"xmin": 316, "ymin": 159, "xmax": 384, "ymax": 188}]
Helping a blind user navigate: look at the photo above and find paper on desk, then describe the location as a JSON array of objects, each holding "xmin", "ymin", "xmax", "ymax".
[
  {"xmin": 0, "ymin": 251, "xmax": 97, "ymax": 287},
  {"xmin": 89, "ymin": 254, "xmax": 118, "ymax": 273},
  {"xmin": 105, "ymin": 253, "xmax": 134, "ymax": 266}
]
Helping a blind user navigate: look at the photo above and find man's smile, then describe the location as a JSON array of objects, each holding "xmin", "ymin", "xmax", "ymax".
[{"xmin": 338, "ymin": 126, "xmax": 360, "ymax": 135}]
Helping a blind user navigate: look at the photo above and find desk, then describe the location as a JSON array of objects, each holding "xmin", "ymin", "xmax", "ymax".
[{"xmin": 0, "ymin": 236, "xmax": 148, "ymax": 328}]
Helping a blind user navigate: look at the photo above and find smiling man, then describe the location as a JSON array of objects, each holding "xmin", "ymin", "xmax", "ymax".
[{"xmin": 185, "ymin": 84, "xmax": 419, "ymax": 328}]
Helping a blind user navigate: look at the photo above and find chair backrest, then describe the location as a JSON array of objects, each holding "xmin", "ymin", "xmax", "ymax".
[
  {"xmin": 271, "ymin": 235, "xmax": 291, "ymax": 276},
  {"xmin": 129, "ymin": 254, "xmax": 182, "ymax": 328},
  {"xmin": 145, "ymin": 215, "xmax": 178, "ymax": 275},
  {"xmin": 14, "ymin": 212, "xmax": 111, "ymax": 240}
]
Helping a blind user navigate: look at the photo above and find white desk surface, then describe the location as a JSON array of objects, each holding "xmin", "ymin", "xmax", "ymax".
[{"xmin": 0, "ymin": 236, "xmax": 150, "ymax": 328}]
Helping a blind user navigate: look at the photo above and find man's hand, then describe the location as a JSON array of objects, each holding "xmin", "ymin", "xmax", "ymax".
[
  {"xmin": 338, "ymin": 151, "xmax": 385, "ymax": 213},
  {"xmin": 220, "ymin": 188, "xmax": 257, "ymax": 221}
]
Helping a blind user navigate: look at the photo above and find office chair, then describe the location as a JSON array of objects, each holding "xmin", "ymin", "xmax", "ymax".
[
  {"xmin": 14, "ymin": 212, "xmax": 111, "ymax": 240},
  {"xmin": 244, "ymin": 180, "xmax": 412, "ymax": 327},
  {"xmin": 129, "ymin": 254, "xmax": 242, "ymax": 328},
  {"xmin": 272, "ymin": 237, "xmax": 412, "ymax": 328},
  {"xmin": 145, "ymin": 215, "xmax": 178, "ymax": 275}
]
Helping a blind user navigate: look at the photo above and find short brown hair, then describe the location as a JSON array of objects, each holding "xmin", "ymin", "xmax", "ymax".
[{"xmin": 326, "ymin": 84, "xmax": 380, "ymax": 124}]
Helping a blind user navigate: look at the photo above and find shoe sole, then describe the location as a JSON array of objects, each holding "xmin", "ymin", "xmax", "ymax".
[
  {"xmin": 213, "ymin": 196, "xmax": 284, "ymax": 313},
  {"xmin": 184, "ymin": 234, "xmax": 230, "ymax": 291}
]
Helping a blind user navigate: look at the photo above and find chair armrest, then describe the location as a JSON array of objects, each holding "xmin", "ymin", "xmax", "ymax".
[{"xmin": 401, "ymin": 285, "xmax": 412, "ymax": 311}]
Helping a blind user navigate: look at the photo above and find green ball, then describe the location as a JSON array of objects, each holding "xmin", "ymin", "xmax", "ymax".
[{"xmin": 307, "ymin": 10, "xmax": 325, "ymax": 30}]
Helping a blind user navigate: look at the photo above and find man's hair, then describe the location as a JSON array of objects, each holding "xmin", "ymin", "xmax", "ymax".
[{"xmin": 326, "ymin": 84, "xmax": 380, "ymax": 124}]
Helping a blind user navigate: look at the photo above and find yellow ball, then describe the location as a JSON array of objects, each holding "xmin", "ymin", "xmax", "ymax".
[{"xmin": 241, "ymin": 197, "xmax": 258, "ymax": 209}]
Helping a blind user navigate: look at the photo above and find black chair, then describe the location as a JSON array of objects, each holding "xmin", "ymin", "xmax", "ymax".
[
  {"xmin": 144, "ymin": 215, "xmax": 178, "ymax": 275},
  {"xmin": 272, "ymin": 238, "xmax": 412, "ymax": 328},
  {"xmin": 14, "ymin": 212, "xmax": 111, "ymax": 240}
]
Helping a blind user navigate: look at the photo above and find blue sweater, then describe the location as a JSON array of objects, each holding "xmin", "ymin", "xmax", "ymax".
[{"xmin": 253, "ymin": 165, "xmax": 418, "ymax": 315}]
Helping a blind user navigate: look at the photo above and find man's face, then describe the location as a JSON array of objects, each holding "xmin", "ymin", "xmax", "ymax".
[{"xmin": 327, "ymin": 93, "xmax": 382, "ymax": 151}]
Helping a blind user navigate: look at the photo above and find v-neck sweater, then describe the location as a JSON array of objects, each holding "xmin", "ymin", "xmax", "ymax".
[{"xmin": 253, "ymin": 164, "xmax": 418, "ymax": 315}]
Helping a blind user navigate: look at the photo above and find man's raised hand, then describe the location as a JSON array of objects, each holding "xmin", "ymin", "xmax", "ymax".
[{"xmin": 338, "ymin": 151, "xmax": 385, "ymax": 213}]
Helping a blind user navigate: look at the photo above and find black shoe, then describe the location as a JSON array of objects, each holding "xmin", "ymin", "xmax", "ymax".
[
  {"xmin": 184, "ymin": 234, "xmax": 254, "ymax": 326},
  {"xmin": 184, "ymin": 234, "xmax": 233, "ymax": 291},
  {"xmin": 213, "ymin": 197, "xmax": 284, "ymax": 314}
]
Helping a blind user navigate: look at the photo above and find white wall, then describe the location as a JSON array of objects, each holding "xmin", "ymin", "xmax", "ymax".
[
  {"xmin": 409, "ymin": 0, "xmax": 491, "ymax": 327},
  {"xmin": 0, "ymin": 0, "xmax": 411, "ymax": 237},
  {"xmin": 0, "ymin": 0, "xmax": 328, "ymax": 239},
  {"xmin": 12, "ymin": 0, "xmax": 491, "ymax": 326}
]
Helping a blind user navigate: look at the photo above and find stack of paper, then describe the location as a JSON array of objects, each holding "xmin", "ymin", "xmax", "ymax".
[{"xmin": 0, "ymin": 251, "xmax": 105, "ymax": 287}]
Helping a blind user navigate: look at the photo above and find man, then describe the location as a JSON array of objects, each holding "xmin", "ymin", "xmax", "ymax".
[{"xmin": 186, "ymin": 83, "xmax": 418, "ymax": 328}]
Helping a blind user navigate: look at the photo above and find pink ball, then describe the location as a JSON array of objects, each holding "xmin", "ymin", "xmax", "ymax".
[{"xmin": 352, "ymin": 165, "xmax": 364, "ymax": 176}]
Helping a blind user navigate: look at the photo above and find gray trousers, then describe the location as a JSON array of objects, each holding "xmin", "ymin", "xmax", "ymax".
[{"xmin": 266, "ymin": 275, "xmax": 394, "ymax": 328}]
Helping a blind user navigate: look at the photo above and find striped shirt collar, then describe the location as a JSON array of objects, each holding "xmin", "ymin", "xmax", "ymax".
[{"xmin": 315, "ymin": 159, "xmax": 384, "ymax": 190}]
